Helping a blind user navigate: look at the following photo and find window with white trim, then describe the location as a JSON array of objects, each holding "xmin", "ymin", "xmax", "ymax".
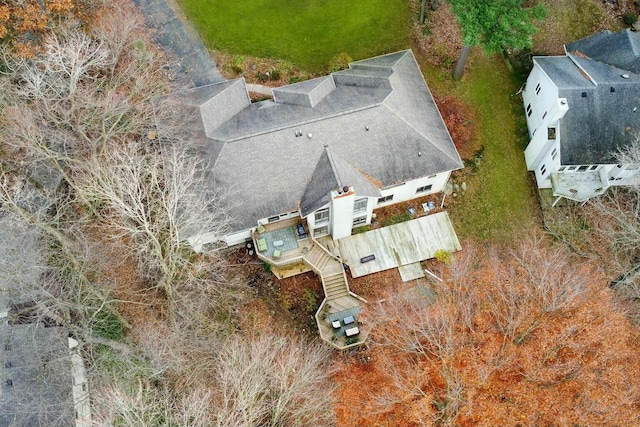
[
  {"xmin": 314, "ymin": 208, "xmax": 329, "ymax": 223},
  {"xmin": 378, "ymin": 195, "xmax": 393, "ymax": 204},
  {"xmin": 313, "ymin": 225, "xmax": 329, "ymax": 237},
  {"xmin": 535, "ymin": 83, "xmax": 541, "ymax": 95},
  {"xmin": 416, "ymin": 184, "xmax": 433, "ymax": 194},
  {"xmin": 548, "ymin": 127, "xmax": 556, "ymax": 140},
  {"xmin": 352, "ymin": 216, "xmax": 367, "ymax": 227},
  {"xmin": 551, "ymin": 148, "xmax": 558, "ymax": 161},
  {"xmin": 526, "ymin": 104, "xmax": 533, "ymax": 117},
  {"xmin": 540, "ymin": 164, "xmax": 547, "ymax": 176},
  {"xmin": 354, "ymin": 198, "xmax": 368, "ymax": 214}
]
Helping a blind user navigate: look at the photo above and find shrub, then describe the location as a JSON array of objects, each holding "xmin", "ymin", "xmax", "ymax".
[
  {"xmin": 381, "ymin": 212, "xmax": 412, "ymax": 227},
  {"xmin": 624, "ymin": 12, "xmax": 638, "ymax": 26},
  {"xmin": 270, "ymin": 69, "xmax": 281, "ymax": 81},
  {"xmin": 345, "ymin": 336, "xmax": 359, "ymax": 346},
  {"xmin": 434, "ymin": 249, "xmax": 452, "ymax": 265}
]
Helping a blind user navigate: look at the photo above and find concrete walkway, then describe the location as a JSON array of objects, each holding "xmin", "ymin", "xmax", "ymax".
[{"xmin": 132, "ymin": 0, "xmax": 223, "ymax": 87}]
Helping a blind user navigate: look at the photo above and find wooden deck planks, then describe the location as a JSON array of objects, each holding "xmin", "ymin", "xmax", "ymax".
[{"xmin": 338, "ymin": 212, "xmax": 461, "ymax": 278}]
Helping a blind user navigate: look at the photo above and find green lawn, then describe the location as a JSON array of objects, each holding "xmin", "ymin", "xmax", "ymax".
[
  {"xmin": 176, "ymin": 0, "xmax": 410, "ymax": 72},
  {"xmin": 424, "ymin": 50, "xmax": 540, "ymax": 242}
]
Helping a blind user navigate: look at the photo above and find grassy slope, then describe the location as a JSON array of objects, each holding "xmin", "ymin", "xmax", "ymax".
[
  {"xmin": 176, "ymin": 0, "xmax": 410, "ymax": 72},
  {"xmin": 424, "ymin": 50, "xmax": 540, "ymax": 242}
]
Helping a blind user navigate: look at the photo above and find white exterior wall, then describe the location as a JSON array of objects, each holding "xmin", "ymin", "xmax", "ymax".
[
  {"xmin": 306, "ymin": 203, "xmax": 331, "ymax": 237},
  {"xmin": 222, "ymin": 229, "xmax": 251, "ymax": 247},
  {"xmin": 330, "ymin": 187, "xmax": 356, "ymax": 240},
  {"xmin": 376, "ymin": 171, "xmax": 451, "ymax": 208},
  {"xmin": 523, "ymin": 60, "xmax": 569, "ymax": 188},
  {"xmin": 604, "ymin": 163, "xmax": 640, "ymax": 184},
  {"xmin": 532, "ymin": 141, "xmax": 561, "ymax": 188}
]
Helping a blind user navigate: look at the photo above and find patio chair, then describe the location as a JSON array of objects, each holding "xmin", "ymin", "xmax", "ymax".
[
  {"xmin": 272, "ymin": 249, "xmax": 281, "ymax": 259},
  {"xmin": 257, "ymin": 224, "xmax": 266, "ymax": 234},
  {"xmin": 258, "ymin": 238, "xmax": 268, "ymax": 252}
]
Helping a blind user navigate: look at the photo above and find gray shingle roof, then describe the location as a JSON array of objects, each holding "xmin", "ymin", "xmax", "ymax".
[
  {"xmin": 0, "ymin": 214, "xmax": 73, "ymax": 427},
  {"xmin": 165, "ymin": 50, "xmax": 462, "ymax": 232},
  {"xmin": 299, "ymin": 148, "xmax": 381, "ymax": 216},
  {"xmin": 566, "ymin": 29, "xmax": 640, "ymax": 74},
  {"xmin": 534, "ymin": 30, "xmax": 640, "ymax": 165}
]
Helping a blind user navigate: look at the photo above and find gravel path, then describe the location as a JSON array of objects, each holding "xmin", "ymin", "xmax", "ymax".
[{"xmin": 132, "ymin": 0, "xmax": 223, "ymax": 87}]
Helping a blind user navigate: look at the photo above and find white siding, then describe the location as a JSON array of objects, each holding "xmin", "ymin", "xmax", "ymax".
[
  {"xmin": 376, "ymin": 172, "xmax": 450, "ymax": 207},
  {"xmin": 306, "ymin": 204, "xmax": 331, "ymax": 237},
  {"xmin": 522, "ymin": 61, "xmax": 564, "ymax": 172},
  {"xmin": 330, "ymin": 187, "xmax": 355, "ymax": 240}
]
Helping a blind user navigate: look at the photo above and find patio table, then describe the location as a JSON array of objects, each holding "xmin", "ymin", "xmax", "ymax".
[{"xmin": 273, "ymin": 240, "xmax": 284, "ymax": 247}]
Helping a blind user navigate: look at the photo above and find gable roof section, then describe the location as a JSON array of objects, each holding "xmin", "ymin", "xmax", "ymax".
[
  {"xmin": 300, "ymin": 148, "xmax": 381, "ymax": 217},
  {"xmin": 566, "ymin": 29, "xmax": 640, "ymax": 74},
  {"xmin": 272, "ymin": 76, "xmax": 336, "ymax": 108},
  {"xmin": 176, "ymin": 50, "xmax": 462, "ymax": 232}
]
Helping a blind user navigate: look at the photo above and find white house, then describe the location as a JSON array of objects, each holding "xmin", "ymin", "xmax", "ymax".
[
  {"xmin": 160, "ymin": 50, "xmax": 463, "ymax": 249},
  {"xmin": 522, "ymin": 29, "xmax": 640, "ymax": 206}
]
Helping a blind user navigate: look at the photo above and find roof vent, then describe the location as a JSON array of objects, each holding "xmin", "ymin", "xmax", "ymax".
[
  {"xmin": 622, "ymin": 74, "xmax": 630, "ymax": 79},
  {"xmin": 343, "ymin": 186, "xmax": 349, "ymax": 193},
  {"xmin": 307, "ymin": 133, "xmax": 313, "ymax": 139},
  {"xmin": 611, "ymin": 86, "xmax": 616, "ymax": 93},
  {"xmin": 581, "ymin": 92, "xmax": 587, "ymax": 98},
  {"xmin": 365, "ymin": 126, "xmax": 369, "ymax": 131}
]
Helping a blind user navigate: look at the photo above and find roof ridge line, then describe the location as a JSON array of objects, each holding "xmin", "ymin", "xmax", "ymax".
[
  {"xmin": 217, "ymin": 103, "xmax": 382, "ymax": 143},
  {"xmin": 381, "ymin": 104, "xmax": 463, "ymax": 169},
  {"xmin": 325, "ymin": 147, "xmax": 342, "ymax": 188}
]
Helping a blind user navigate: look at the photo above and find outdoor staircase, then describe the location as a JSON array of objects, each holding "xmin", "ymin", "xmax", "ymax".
[{"xmin": 303, "ymin": 245, "xmax": 350, "ymax": 301}]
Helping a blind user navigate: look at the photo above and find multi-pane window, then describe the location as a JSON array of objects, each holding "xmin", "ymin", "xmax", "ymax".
[
  {"xmin": 314, "ymin": 226, "xmax": 329, "ymax": 237},
  {"xmin": 540, "ymin": 164, "xmax": 547, "ymax": 176},
  {"xmin": 354, "ymin": 198, "xmax": 368, "ymax": 214},
  {"xmin": 378, "ymin": 195, "xmax": 393, "ymax": 204},
  {"xmin": 551, "ymin": 148, "xmax": 558, "ymax": 161},
  {"xmin": 353, "ymin": 216, "xmax": 367, "ymax": 227},
  {"xmin": 416, "ymin": 184, "xmax": 433, "ymax": 194},
  {"xmin": 526, "ymin": 104, "xmax": 533, "ymax": 117},
  {"xmin": 535, "ymin": 83, "xmax": 541, "ymax": 95},
  {"xmin": 314, "ymin": 208, "xmax": 329, "ymax": 223}
]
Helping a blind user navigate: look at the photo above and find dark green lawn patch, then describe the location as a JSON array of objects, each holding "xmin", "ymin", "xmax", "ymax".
[
  {"xmin": 423, "ymin": 49, "xmax": 540, "ymax": 242},
  {"xmin": 176, "ymin": 0, "xmax": 410, "ymax": 72}
]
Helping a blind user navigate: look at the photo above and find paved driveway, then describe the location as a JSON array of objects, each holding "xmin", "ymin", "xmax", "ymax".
[{"xmin": 132, "ymin": 0, "xmax": 223, "ymax": 87}]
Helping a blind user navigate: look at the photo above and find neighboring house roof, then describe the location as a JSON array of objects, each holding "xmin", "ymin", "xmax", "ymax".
[
  {"xmin": 0, "ymin": 214, "xmax": 74, "ymax": 427},
  {"xmin": 535, "ymin": 30, "xmax": 640, "ymax": 165},
  {"xmin": 566, "ymin": 29, "xmax": 640, "ymax": 74},
  {"xmin": 160, "ymin": 50, "xmax": 462, "ymax": 232}
]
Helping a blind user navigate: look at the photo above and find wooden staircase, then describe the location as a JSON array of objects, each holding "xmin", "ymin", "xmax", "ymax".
[{"xmin": 303, "ymin": 245, "xmax": 349, "ymax": 301}]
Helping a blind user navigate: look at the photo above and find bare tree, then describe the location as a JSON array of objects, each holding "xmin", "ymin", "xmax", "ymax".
[
  {"xmin": 213, "ymin": 334, "xmax": 337, "ymax": 427},
  {"xmin": 76, "ymin": 139, "xmax": 237, "ymax": 323}
]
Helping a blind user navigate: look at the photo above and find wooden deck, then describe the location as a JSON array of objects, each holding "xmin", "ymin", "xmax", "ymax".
[
  {"xmin": 255, "ymin": 224, "xmax": 368, "ymax": 349},
  {"xmin": 315, "ymin": 295, "xmax": 368, "ymax": 350},
  {"xmin": 335, "ymin": 211, "xmax": 462, "ymax": 278}
]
